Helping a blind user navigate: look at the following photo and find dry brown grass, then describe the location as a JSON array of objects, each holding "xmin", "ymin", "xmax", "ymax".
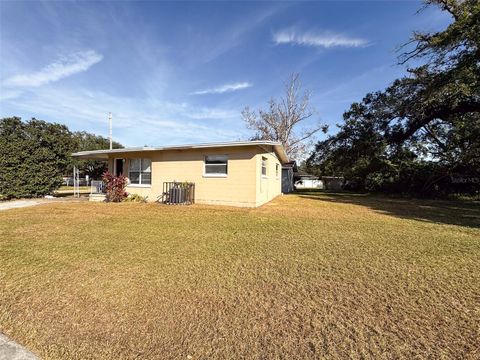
[{"xmin": 0, "ymin": 192, "xmax": 479, "ymax": 359}]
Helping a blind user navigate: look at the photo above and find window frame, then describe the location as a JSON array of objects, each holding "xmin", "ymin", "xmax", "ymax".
[
  {"xmin": 203, "ymin": 155, "xmax": 228, "ymax": 178},
  {"xmin": 113, "ymin": 158, "xmax": 125, "ymax": 177},
  {"xmin": 261, "ymin": 156, "xmax": 268, "ymax": 178},
  {"xmin": 128, "ymin": 158, "xmax": 152, "ymax": 187}
]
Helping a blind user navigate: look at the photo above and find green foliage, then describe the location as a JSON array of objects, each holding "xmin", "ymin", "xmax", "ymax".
[
  {"xmin": 308, "ymin": 0, "xmax": 480, "ymax": 196},
  {"xmin": 124, "ymin": 193, "xmax": 148, "ymax": 203},
  {"xmin": 0, "ymin": 117, "xmax": 75, "ymax": 199},
  {"xmin": 0, "ymin": 117, "xmax": 124, "ymax": 200},
  {"xmin": 71, "ymin": 131, "xmax": 123, "ymax": 180}
]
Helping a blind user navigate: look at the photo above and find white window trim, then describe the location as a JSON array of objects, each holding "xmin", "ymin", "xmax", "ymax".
[
  {"xmin": 127, "ymin": 183, "xmax": 152, "ymax": 188},
  {"xmin": 203, "ymin": 173, "xmax": 228, "ymax": 178},
  {"xmin": 203, "ymin": 155, "xmax": 228, "ymax": 178},
  {"xmin": 128, "ymin": 158, "xmax": 152, "ymax": 186},
  {"xmin": 261, "ymin": 157, "xmax": 268, "ymax": 178}
]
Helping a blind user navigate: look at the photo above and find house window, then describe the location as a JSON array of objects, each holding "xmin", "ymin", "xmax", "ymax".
[
  {"xmin": 204, "ymin": 155, "xmax": 228, "ymax": 176},
  {"xmin": 129, "ymin": 158, "xmax": 151, "ymax": 185},
  {"xmin": 276, "ymin": 163, "xmax": 280, "ymax": 178},
  {"xmin": 261, "ymin": 157, "xmax": 267, "ymax": 177}
]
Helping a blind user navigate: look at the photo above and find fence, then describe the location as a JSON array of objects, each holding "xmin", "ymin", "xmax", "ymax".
[
  {"xmin": 64, "ymin": 177, "xmax": 89, "ymax": 187},
  {"xmin": 161, "ymin": 182, "xmax": 195, "ymax": 205},
  {"xmin": 91, "ymin": 180, "xmax": 105, "ymax": 194}
]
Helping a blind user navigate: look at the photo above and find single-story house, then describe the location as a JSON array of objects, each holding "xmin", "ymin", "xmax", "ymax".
[{"xmin": 72, "ymin": 140, "xmax": 289, "ymax": 207}]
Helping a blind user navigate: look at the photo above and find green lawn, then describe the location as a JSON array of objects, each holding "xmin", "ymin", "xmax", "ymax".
[{"xmin": 0, "ymin": 192, "xmax": 479, "ymax": 359}]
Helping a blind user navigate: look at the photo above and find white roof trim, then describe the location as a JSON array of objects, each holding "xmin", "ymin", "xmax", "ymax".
[{"xmin": 72, "ymin": 140, "xmax": 289, "ymax": 163}]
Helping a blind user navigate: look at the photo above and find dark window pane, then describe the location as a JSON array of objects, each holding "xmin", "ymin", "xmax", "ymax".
[
  {"xmin": 262, "ymin": 157, "xmax": 267, "ymax": 176},
  {"xmin": 130, "ymin": 172, "xmax": 140, "ymax": 184},
  {"xmin": 129, "ymin": 158, "xmax": 141, "ymax": 172},
  {"xmin": 141, "ymin": 159, "xmax": 151, "ymax": 172},
  {"xmin": 141, "ymin": 173, "xmax": 151, "ymax": 184},
  {"xmin": 205, "ymin": 155, "xmax": 227, "ymax": 165},
  {"xmin": 115, "ymin": 159, "xmax": 124, "ymax": 176},
  {"xmin": 205, "ymin": 160, "xmax": 226, "ymax": 165},
  {"xmin": 205, "ymin": 164, "xmax": 227, "ymax": 174}
]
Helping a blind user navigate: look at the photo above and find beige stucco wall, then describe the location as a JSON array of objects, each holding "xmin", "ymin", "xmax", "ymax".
[
  {"xmin": 255, "ymin": 150, "xmax": 282, "ymax": 207},
  {"xmin": 106, "ymin": 146, "xmax": 272, "ymax": 207},
  {"xmin": 106, "ymin": 145, "xmax": 284, "ymax": 207}
]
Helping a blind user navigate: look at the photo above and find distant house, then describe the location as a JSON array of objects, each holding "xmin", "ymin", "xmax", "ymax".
[
  {"xmin": 294, "ymin": 171, "xmax": 323, "ymax": 190},
  {"xmin": 72, "ymin": 141, "xmax": 289, "ymax": 207}
]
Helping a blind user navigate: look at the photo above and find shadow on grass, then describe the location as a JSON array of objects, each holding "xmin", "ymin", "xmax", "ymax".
[
  {"xmin": 295, "ymin": 190, "xmax": 480, "ymax": 228},
  {"xmin": 53, "ymin": 192, "xmax": 89, "ymax": 199}
]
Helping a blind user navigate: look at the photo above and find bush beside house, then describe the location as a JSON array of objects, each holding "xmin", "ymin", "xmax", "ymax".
[
  {"xmin": 0, "ymin": 117, "xmax": 74, "ymax": 200},
  {"xmin": 102, "ymin": 171, "xmax": 128, "ymax": 202},
  {"xmin": 0, "ymin": 117, "xmax": 124, "ymax": 200}
]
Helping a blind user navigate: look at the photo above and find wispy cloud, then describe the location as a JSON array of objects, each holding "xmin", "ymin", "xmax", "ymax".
[
  {"xmin": 0, "ymin": 87, "xmax": 243, "ymax": 146},
  {"xmin": 184, "ymin": 4, "xmax": 289, "ymax": 65},
  {"xmin": 2, "ymin": 50, "xmax": 103, "ymax": 87},
  {"xmin": 0, "ymin": 89, "xmax": 23, "ymax": 102},
  {"xmin": 192, "ymin": 82, "xmax": 253, "ymax": 95},
  {"xmin": 273, "ymin": 28, "xmax": 368, "ymax": 48}
]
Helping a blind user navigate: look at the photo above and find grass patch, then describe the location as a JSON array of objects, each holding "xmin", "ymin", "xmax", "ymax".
[{"xmin": 0, "ymin": 193, "xmax": 479, "ymax": 359}]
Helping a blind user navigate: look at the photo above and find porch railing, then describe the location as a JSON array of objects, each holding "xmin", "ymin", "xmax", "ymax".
[
  {"xmin": 160, "ymin": 182, "xmax": 195, "ymax": 205},
  {"xmin": 91, "ymin": 180, "xmax": 105, "ymax": 194}
]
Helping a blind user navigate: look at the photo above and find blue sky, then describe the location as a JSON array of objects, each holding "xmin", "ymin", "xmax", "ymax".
[{"xmin": 0, "ymin": 1, "xmax": 451, "ymax": 148}]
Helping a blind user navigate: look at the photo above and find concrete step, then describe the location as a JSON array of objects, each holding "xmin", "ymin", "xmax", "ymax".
[{"xmin": 89, "ymin": 194, "xmax": 106, "ymax": 202}]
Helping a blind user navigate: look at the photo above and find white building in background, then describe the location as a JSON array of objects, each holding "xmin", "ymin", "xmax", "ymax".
[{"xmin": 295, "ymin": 178, "xmax": 324, "ymax": 189}]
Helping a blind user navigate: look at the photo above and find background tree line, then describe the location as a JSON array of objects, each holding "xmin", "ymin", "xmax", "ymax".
[
  {"xmin": 0, "ymin": 117, "xmax": 122, "ymax": 199},
  {"xmin": 1, "ymin": 1, "xmax": 477, "ymax": 200},
  {"xmin": 241, "ymin": 1, "xmax": 478, "ymax": 197},
  {"xmin": 303, "ymin": 0, "xmax": 479, "ymax": 196}
]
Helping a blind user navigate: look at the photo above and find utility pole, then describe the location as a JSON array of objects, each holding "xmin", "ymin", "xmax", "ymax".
[{"xmin": 109, "ymin": 112, "xmax": 112, "ymax": 150}]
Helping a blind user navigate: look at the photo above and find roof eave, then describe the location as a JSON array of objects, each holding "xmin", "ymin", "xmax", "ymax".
[
  {"xmin": 272, "ymin": 144, "xmax": 289, "ymax": 163},
  {"xmin": 71, "ymin": 141, "xmax": 289, "ymax": 163}
]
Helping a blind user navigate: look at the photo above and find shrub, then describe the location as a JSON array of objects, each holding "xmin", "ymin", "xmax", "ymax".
[
  {"xmin": 0, "ymin": 117, "xmax": 75, "ymax": 199},
  {"xmin": 123, "ymin": 193, "xmax": 148, "ymax": 203},
  {"xmin": 70, "ymin": 131, "xmax": 123, "ymax": 180},
  {"xmin": 102, "ymin": 171, "xmax": 127, "ymax": 202}
]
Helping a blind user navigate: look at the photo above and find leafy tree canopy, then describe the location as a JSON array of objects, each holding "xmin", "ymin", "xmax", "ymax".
[
  {"xmin": 0, "ymin": 117, "xmax": 123, "ymax": 199},
  {"xmin": 0, "ymin": 117, "xmax": 75, "ymax": 199},
  {"xmin": 71, "ymin": 131, "xmax": 123, "ymax": 180},
  {"xmin": 307, "ymin": 0, "xmax": 479, "ymax": 196}
]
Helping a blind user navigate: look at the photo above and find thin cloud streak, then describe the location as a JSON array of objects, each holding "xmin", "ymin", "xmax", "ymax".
[
  {"xmin": 0, "ymin": 87, "xmax": 242, "ymax": 146},
  {"xmin": 192, "ymin": 82, "xmax": 253, "ymax": 95},
  {"xmin": 2, "ymin": 50, "xmax": 103, "ymax": 87},
  {"xmin": 187, "ymin": 4, "xmax": 289, "ymax": 65},
  {"xmin": 273, "ymin": 28, "xmax": 368, "ymax": 48}
]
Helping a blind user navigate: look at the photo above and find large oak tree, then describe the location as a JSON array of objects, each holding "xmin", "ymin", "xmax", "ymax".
[{"xmin": 307, "ymin": 0, "xmax": 479, "ymax": 195}]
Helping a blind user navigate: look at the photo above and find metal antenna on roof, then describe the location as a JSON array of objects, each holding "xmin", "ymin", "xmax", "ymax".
[{"xmin": 108, "ymin": 112, "xmax": 112, "ymax": 150}]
